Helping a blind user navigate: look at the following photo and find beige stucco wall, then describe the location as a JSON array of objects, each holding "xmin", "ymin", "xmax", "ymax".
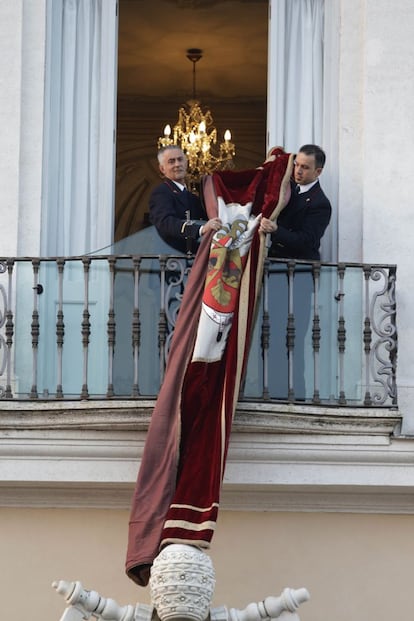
[{"xmin": 2, "ymin": 507, "xmax": 414, "ymax": 621}]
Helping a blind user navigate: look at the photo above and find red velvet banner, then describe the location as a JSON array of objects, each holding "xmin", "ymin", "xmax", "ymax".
[{"xmin": 126, "ymin": 148, "xmax": 293, "ymax": 587}]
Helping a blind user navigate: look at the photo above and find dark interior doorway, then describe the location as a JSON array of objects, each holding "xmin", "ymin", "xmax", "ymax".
[{"xmin": 115, "ymin": 0, "xmax": 268, "ymax": 242}]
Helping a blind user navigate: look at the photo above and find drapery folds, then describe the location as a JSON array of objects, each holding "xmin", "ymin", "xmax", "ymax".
[{"xmin": 126, "ymin": 148, "xmax": 294, "ymax": 587}]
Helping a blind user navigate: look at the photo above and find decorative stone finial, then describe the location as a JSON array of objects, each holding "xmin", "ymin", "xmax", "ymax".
[{"xmin": 52, "ymin": 579, "xmax": 136, "ymax": 621}]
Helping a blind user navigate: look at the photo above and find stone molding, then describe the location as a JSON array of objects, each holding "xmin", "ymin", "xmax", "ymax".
[
  {"xmin": 0, "ymin": 400, "xmax": 410, "ymax": 513},
  {"xmin": 0, "ymin": 399, "xmax": 401, "ymax": 434}
]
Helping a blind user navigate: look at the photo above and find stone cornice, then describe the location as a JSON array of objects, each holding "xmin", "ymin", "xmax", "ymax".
[
  {"xmin": 0, "ymin": 399, "xmax": 401, "ymax": 434},
  {"xmin": 0, "ymin": 400, "xmax": 410, "ymax": 513}
]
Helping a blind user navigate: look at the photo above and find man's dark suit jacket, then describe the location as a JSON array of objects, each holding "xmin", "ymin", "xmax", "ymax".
[
  {"xmin": 149, "ymin": 179, "xmax": 206, "ymax": 254},
  {"xmin": 269, "ymin": 180, "xmax": 332, "ymax": 260}
]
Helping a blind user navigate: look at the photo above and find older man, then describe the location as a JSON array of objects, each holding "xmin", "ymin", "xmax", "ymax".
[{"xmin": 149, "ymin": 145, "xmax": 222, "ymax": 254}]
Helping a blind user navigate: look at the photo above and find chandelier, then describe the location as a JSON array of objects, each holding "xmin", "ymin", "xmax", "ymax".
[{"xmin": 158, "ymin": 48, "xmax": 235, "ymax": 187}]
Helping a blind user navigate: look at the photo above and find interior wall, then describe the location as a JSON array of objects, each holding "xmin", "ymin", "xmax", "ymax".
[{"xmin": 3, "ymin": 507, "xmax": 414, "ymax": 621}]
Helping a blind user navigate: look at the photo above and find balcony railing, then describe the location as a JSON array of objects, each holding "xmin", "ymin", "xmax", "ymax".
[{"xmin": 0, "ymin": 251, "xmax": 397, "ymax": 407}]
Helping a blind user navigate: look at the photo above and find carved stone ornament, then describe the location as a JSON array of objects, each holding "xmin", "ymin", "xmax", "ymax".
[
  {"xmin": 53, "ymin": 544, "xmax": 310, "ymax": 621},
  {"xmin": 149, "ymin": 544, "xmax": 216, "ymax": 621}
]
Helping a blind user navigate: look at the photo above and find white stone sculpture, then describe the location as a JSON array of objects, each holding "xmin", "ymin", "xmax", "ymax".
[
  {"xmin": 53, "ymin": 544, "xmax": 310, "ymax": 621},
  {"xmin": 53, "ymin": 579, "xmax": 137, "ymax": 621},
  {"xmin": 149, "ymin": 544, "xmax": 216, "ymax": 621}
]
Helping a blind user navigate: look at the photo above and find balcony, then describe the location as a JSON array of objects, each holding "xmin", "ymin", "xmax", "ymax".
[
  {"xmin": 0, "ymin": 232, "xmax": 397, "ymax": 409},
  {"xmin": 0, "ymin": 229, "xmax": 403, "ymax": 511}
]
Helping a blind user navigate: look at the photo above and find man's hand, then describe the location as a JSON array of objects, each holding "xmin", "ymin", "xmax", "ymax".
[
  {"xmin": 200, "ymin": 218, "xmax": 222, "ymax": 235},
  {"xmin": 259, "ymin": 216, "xmax": 277, "ymax": 234}
]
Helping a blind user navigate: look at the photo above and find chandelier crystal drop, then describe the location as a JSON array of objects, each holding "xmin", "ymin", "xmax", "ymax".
[{"xmin": 158, "ymin": 48, "xmax": 235, "ymax": 187}]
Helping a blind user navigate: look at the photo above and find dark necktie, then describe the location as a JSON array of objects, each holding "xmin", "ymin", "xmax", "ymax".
[
  {"xmin": 295, "ymin": 185, "xmax": 301, "ymax": 194},
  {"xmin": 182, "ymin": 187, "xmax": 191, "ymax": 208}
]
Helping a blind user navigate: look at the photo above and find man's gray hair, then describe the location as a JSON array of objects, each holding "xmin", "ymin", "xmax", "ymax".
[{"xmin": 157, "ymin": 145, "xmax": 185, "ymax": 165}]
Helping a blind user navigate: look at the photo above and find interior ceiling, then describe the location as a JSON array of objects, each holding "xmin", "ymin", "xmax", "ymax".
[{"xmin": 117, "ymin": 0, "xmax": 269, "ymax": 100}]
